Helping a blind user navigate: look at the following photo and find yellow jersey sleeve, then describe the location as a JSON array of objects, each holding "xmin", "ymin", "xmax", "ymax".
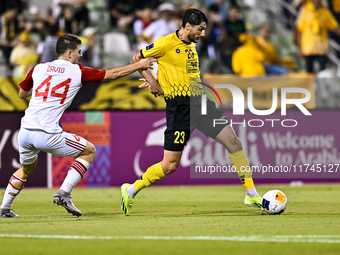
[
  {"xmin": 141, "ymin": 37, "xmax": 168, "ymax": 59},
  {"xmin": 323, "ymin": 9, "xmax": 339, "ymax": 30}
]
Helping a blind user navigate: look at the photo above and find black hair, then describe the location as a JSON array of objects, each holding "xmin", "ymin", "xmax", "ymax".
[
  {"xmin": 56, "ymin": 33, "xmax": 82, "ymax": 56},
  {"xmin": 208, "ymin": 4, "xmax": 219, "ymax": 13},
  {"xmin": 48, "ymin": 24, "xmax": 59, "ymax": 36},
  {"xmin": 5, "ymin": 3, "xmax": 18, "ymax": 11},
  {"xmin": 181, "ymin": 8, "xmax": 208, "ymax": 28}
]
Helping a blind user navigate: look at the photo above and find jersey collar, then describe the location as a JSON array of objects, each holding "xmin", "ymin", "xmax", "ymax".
[{"xmin": 176, "ymin": 30, "xmax": 192, "ymax": 45}]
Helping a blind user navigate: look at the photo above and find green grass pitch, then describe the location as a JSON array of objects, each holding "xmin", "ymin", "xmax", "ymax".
[{"xmin": 0, "ymin": 184, "xmax": 340, "ymax": 255}]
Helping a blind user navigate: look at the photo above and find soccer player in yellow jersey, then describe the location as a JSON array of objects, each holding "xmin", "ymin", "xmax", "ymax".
[{"xmin": 120, "ymin": 8, "xmax": 263, "ymax": 216}]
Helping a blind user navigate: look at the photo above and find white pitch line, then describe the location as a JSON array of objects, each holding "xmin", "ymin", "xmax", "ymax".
[{"xmin": 0, "ymin": 234, "xmax": 340, "ymax": 244}]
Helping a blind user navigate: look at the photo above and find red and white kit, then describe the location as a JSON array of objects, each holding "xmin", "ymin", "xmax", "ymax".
[{"xmin": 18, "ymin": 60, "xmax": 105, "ymax": 164}]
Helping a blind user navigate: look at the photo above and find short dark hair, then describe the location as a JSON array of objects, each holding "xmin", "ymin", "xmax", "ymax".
[
  {"xmin": 208, "ymin": 4, "xmax": 219, "ymax": 13},
  {"xmin": 182, "ymin": 8, "xmax": 208, "ymax": 28},
  {"xmin": 5, "ymin": 3, "xmax": 18, "ymax": 11},
  {"xmin": 56, "ymin": 34, "xmax": 82, "ymax": 56}
]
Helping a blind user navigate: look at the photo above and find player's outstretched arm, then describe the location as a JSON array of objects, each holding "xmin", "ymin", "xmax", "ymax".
[
  {"xmin": 19, "ymin": 88, "xmax": 32, "ymax": 98},
  {"xmin": 132, "ymin": 51, "xmax": 163, "ymax": 97},
  {"xmin": 103, "ymin": 58, "xmax": 157, "ymax": 80}
]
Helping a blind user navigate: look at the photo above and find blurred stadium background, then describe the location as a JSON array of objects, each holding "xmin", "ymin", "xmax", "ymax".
[
  {"xmin": 1, "ymin": 1, "xmax": 340, "ymax": 253},
  {"xmin": 1, "ymin": 0, "xmax": 339, "ymax": 188}
]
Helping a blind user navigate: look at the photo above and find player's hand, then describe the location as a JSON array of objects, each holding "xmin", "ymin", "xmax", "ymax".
[
  {"xmin": 149, "ymin": 81, "xmax": 164, "ymax": 97},
  {"xmin": 137, "ymin": 58, "xmax": 158, "ymax": 70},
  {"xmin": 138, "ymin": 78, "xmax": 163, "ymax": 97},
  {"xmin": 138, "ymin": 73, "xmax": 158, "ymax": 88},
  {"xmin": 138, "ymin": 78, "xmax": 149, "ymax": 88}
]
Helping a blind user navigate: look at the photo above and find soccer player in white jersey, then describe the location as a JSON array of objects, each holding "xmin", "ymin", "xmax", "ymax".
[{"xmin": 0, "ymin": 33, "xmax": 156, "ymax": 218}]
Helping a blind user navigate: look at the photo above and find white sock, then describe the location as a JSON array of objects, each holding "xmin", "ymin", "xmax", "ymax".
[
  {"xmin": 1, "ymin": 193, "xmax": 15, "ymax": 209},
  {"xmin": 127, "ymin": 185, "xmax": 138, "ymax": 197},
  {"xmin": 1, "ymin": 174, "xmax": 26, "ymax": 209},
  {"xmin": 246, "ymin": 187, "xmax": 258, "ymax": 198},
  {"xmin": 60, "ymin": 158, "xmax": 90, "ymax": 194}
]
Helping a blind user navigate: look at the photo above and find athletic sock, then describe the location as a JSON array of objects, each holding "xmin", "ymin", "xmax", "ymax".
[
  {"xmin": 246, "ymin": 187, "xmax": 258, "ymax": 198},
  {"xmin": 126, "ymin": 185, "xmax": 138, "ymax": 197},
  {"xmin": 130, "ymin": 162, "xmax": 165, "ymax": 195},
  {"xmin": 229, "ymin": 150, "xmax": 258, "ymax": 197},
  {"xmin": 0, "ymin": 174, "xmax": 26, "ymax": 209},
  {"xmin": 60, "ymin": 158, "xmax": 90, "ymax": 194}
]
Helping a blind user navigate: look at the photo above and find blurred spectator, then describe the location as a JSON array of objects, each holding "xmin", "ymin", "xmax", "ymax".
[
  {"xmin": 80, "ymin": 29, "xmax": 101, "ymax": 69},
  {"xmin": 220, "ymin": 5, "xmax": 246, "ymax": 72},
  {"xmin": 27, "ymin": 0, "xmax": 55, "ymax": 38},
  {"xmin": 204, "ymin": 0, "xmax": 238, "ymax": 22},
  {"xmin": 327, "ymin": 0, "xmax": 340, "ymax": 19},
  {"xmin": 134, "ymin": 0, "xmax": 160, "ymax": 11},
  {"xmin": 282, "ymin": 0, "xmax": 295, "ymax": 29},
  {"xmin": 297, "ymin": 0, "xmax": 340, "ymax": 73},
  {"xmin": 199, "ymin": 3, "xmax": 225, "ymax": 71},
  {"xmin": 293, "ymin": 0, "xmax": 328, "ymax": 11},
  {"xmin": 9, "ymin": 31, "xmax": 38, "ymax": 79},
  {"xmin": 57, "ymin": 3, "xmax": 89, "ymax": 36},
  {"xmin": 327, "ymin": 0, "xmax": 340, "ymax": 58},
  {"xmin": 0, "ymin": 3, "xmax": 22, "ymax": 71},
  {"xmin": 232, "ymin": 33, "xmax": 266, "ymax": 77},
  {"xmin": 109, "ymin": 0, "xmax": 136, "ymax": 33},
  {"xmin": 0, "ymin": 0, "xmax": 23, "ymax": 16},
  {"xmin": 58, "ymin": 6, "xmax": 78, "ymax": 35},
  {"xmin": 256, "ymin": 24, "xmax": 289, "ymax": 75},
  {"xmin": 70, "ymin": 0, "xmax": 90, "ymax": 30},
  {"xmin": 53, "ymin": 0, "xmax": 89, "ymax": 35},
  {"xmin": 292, "ymin": 0, "xmax": 328, "ymax": 44},
  {"xmin": 142, "ymin": 3, "xmax": 179, "ymax": 43},
  {"xmin": 36, "ymin": 24, "xmax": 59, "ymax": 62},
  {"xmin": 134, "ymin": 5, "xmax": 156, "ymax": 50}
]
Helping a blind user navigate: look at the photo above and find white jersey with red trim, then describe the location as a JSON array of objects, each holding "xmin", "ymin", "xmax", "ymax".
[{"xmin": 20, "ymin": 60, "xmax": 105, "ymax": 133}]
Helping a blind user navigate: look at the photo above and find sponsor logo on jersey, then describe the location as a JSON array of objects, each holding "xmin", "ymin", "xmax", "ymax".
[{"xmin": 175, "ymin": 48, "xmax": 181, "ymax": 54}]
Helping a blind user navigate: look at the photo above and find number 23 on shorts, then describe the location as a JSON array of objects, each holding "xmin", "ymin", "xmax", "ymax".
[{"xmin": 174, "ymin": 131, "xmax": 185, "ymax": 144}]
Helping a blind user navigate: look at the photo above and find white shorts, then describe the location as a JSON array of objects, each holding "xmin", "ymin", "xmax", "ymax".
[{"xmin": 18, "ymin": 128, "xmax": 87, "ymax": 165}]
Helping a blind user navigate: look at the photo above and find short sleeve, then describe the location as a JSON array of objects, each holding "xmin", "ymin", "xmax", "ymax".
[
  {"xmin": 19, "ymin": 64, "xmax": 37, "ymax": 91},
  {"xmin": 325, "ymin": 9, "xmax": 339, "ymax": 30},
  {"xmin": 78, "ymin": 64, "xmax": 106, "ymax": 84},
  {"xmin": 140, "ymin": 37, "xmax": 167, "ymax": 59}
]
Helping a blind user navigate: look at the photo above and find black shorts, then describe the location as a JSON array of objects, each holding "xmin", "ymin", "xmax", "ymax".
[{"xmin": 164, "ymin": 100, "xmax": 229, "ymax": 151}]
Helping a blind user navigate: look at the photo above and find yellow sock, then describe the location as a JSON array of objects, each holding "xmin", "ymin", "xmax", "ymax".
[
  {"xmin": 229, "ymin": 150, "xmax": 255, "ymax": 190},
  {"xmin": 133, "ymin": 162, "xmax": 165, "ymax": 191}
]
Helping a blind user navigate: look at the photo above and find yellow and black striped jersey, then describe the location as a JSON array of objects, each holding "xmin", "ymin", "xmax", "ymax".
[{"xmin": 140, "ymin": 31, "xmax": 204, "ymax": 105}]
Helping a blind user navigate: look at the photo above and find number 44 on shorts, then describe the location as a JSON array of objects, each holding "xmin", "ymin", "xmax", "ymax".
[{"xmin": 35, "ymin": 76, "xmax": 71, "ymax": 104}]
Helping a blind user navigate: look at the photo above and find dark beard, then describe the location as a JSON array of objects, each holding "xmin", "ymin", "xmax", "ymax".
[{"xmin": 188, "ymin": 33, "xmax": 196, "ymax": 43}]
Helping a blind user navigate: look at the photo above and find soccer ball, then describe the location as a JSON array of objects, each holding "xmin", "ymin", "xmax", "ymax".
[{"xmin": 262, "ymin": 189, "xmax": 288, "ymax": 215}]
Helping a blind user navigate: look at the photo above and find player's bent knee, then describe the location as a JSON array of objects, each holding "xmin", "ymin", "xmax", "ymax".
[
  {"xmin": 87, "ymin": 144, "xmax": 96, "ymax": 161},
  {"xmin": 229, "ymin": 138, "xmax": 243, "ymax": 153},
  {"xmin": 163, "ymin": 162, "xmax": 179, "ymax": 175},
  {"xmin": 18, "ymin": 159, "xmax": 38, "ymax": 179},
  {"xmin": 78, "ymin": 142, "xmax": 96, "ymax": 163},
  {"xmin": 89, "ymin": 143, "xmax": 96, "ymax": 157}
]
